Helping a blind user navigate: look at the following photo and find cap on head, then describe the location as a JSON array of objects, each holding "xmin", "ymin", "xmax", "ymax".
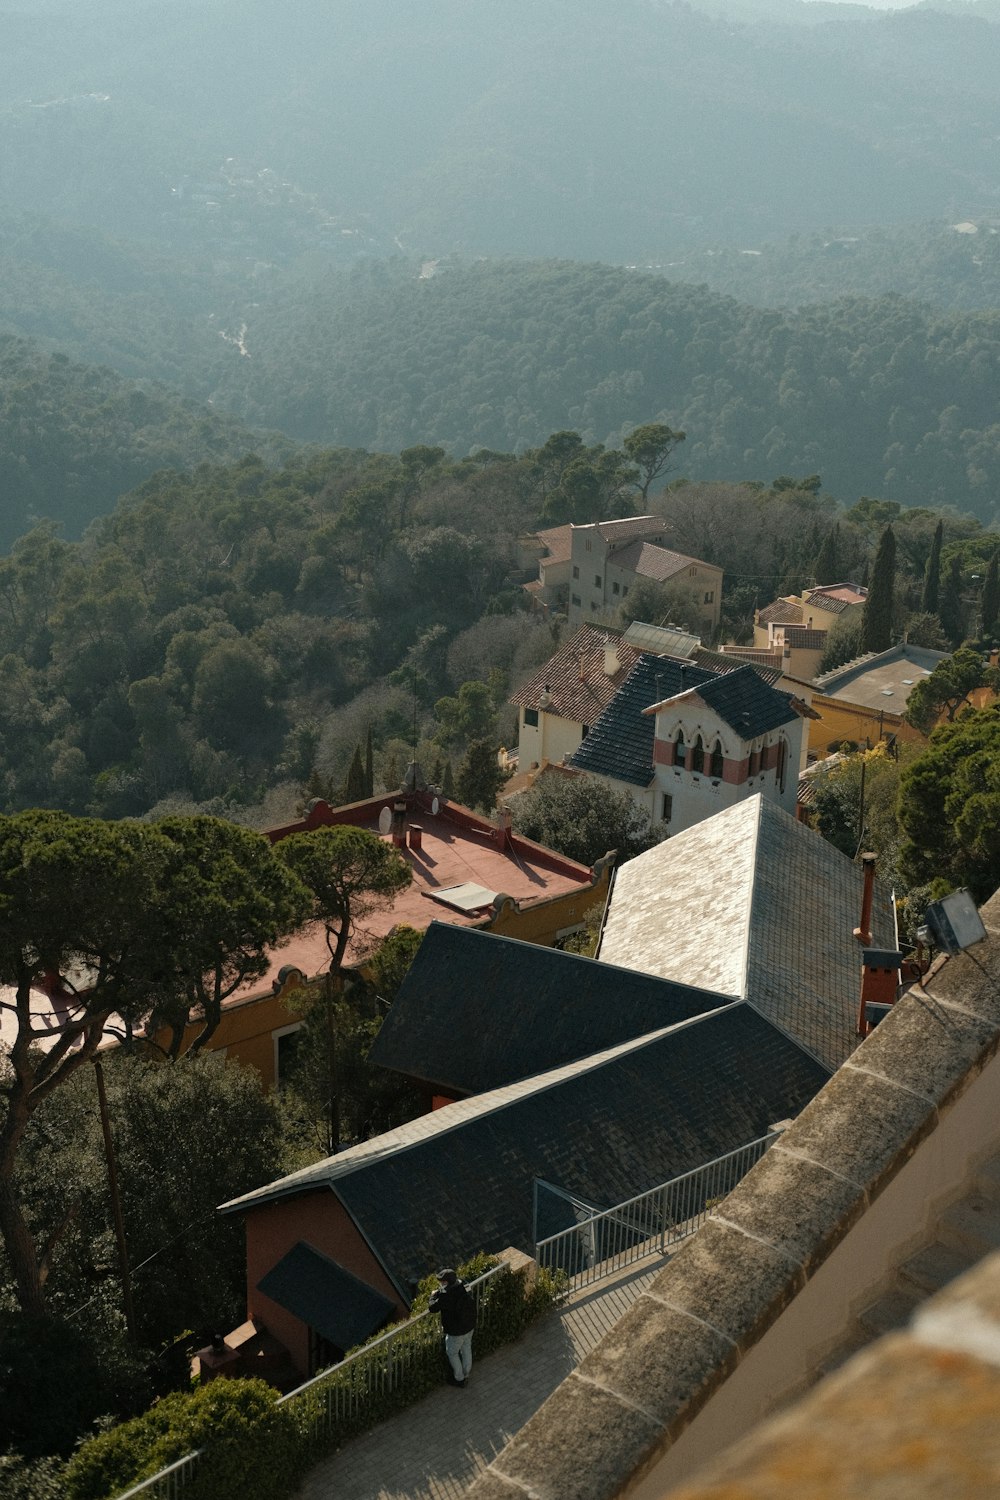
[{"xmin": 437, "ymin": 1267, "xmax": 457, "ymax": 1284}]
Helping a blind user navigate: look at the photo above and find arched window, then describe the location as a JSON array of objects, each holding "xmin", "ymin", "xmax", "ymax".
[
  {"xmin": 749, "ymin": 745, "xmax": 760, "ymax": 777},
  {"xmin": 674, "ymin": 728, "xmax": 686, "ymax": 767},
  {"xmin": 710, "ymin": 740, "xmax": 724, "ymax": 779},
  {"xmin": 691, "ymin": 735, "xmax": 704, "ymax": 774},
  {"xmin": 777, "ymin": 737, "xmax": 788, "ymax": 794}
]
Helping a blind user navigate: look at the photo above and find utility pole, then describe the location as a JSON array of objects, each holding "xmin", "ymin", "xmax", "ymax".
[{"xmin": 94, "ymin": 1058, "xmax": 136, "ymax": 1343}]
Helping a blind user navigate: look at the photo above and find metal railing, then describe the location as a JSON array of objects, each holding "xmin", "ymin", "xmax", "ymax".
[
  {"xmin": 279, "ymin": 1260, "xmax": 509, "ymax": 1445},
  {"xmin": 535, "ymin": 1132, "xmax": 779, "ymax": 1289},
  {"xmin": 116, "ymin": 1451, "xmax": 202, "ymax": 1500},
  {"xmin": 111, "ymin": 1262, "xmax": 510, "ymax": 1499}
]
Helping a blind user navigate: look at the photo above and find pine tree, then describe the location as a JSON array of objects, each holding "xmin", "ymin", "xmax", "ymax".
[
  {"xmin": 921, "ymin": 520, "xmax": 943, "ymax": 614},
  {"xmin": 456, "ymin": 741, "xmax": 505, "ymax": 812},
  {"xmin": 814, "ymin": 523, "xmax": 840, "ymax": 585},
  {"xmin": 939, "ymin": 554, "xmax": 966, "ymax": 648},
  {"xmin": 982, "ymin": 550, "xmax": 1000, "ymax": 640},
  {"xmin": 344, "ymin": 744, "xmax": 367, "ymax": 803},
  {"xmin": 364, "ymin": 724, "xmax": 374, "ymax": 798},
  {"xmin": 860, "ymin": 525, "xmax": 896, "ymax": 654},
  {"xmin": 382, "ymin": 751, "xmax": 401, "ymax": 792}
]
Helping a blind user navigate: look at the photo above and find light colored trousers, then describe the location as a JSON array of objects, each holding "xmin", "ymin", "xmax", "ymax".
[{"xmin": 445, "ymin": 1331, "xmax": 473, "ymax": 1382}]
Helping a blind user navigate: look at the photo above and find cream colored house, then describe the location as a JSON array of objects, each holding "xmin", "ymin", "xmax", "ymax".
[{"xmin": 568, "ymin": 517, "xmax": 722, "ymax": 635}]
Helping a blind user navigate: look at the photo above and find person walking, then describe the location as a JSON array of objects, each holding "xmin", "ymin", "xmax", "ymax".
[{"xmin": 430, "ymin": 1267, "xmax": 476, "ymax": 1387}]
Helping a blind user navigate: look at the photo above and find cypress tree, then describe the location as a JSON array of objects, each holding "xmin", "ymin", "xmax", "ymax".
[
  {"xmin": 344, "ymin": 743, "xmax": 367, "ymax": 802},
  {"xmin": 364, "ymin": 724, "xmax": 374, "ymax": 797},
  {"xmin": 382, "ymin": 751, "xmax": 401, "ymax": 792},
  {"xmin": 983, "ymin": 550, "xmax": 1000, "ymax": 639},
  {"xmin": 939, "ymin": 554, "xmax": 966, "ymax": 648},
  {"xmin": 860, "ymin": 525, "xmax": 896, "ymax": 654},
  {"xmin": 442, "ymin": 761, "xmax": 455, "ymax": 798},
  {"xmin": 921, "ymin": 520, "xmax": 943, "ymax": 614},
  {"xmin": 814, "ymin": 523, "xmax": 840, "ymax": 585}
]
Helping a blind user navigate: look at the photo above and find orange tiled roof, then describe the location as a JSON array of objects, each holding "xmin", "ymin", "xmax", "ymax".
[
  {"xmin": 757, "ymin": 598, "xmax": 803, "ymax": 626},
  {"xmin": 611, "ymin": 539, "xmax": 698, "ymax": 583},
  {"xmin": 509, "ymin": 625, "xmax": 641, "ymax": 724}
]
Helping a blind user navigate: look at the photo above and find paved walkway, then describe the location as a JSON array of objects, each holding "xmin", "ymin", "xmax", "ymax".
[{"xmin": 295, "ymin": 1257, "xmax": 665, "ymax": 1500}]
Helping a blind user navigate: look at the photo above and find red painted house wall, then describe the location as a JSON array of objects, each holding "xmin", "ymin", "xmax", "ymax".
[{"xmin": 243, "ymin": 1189, "xmax": 406, "ymax": 1376}]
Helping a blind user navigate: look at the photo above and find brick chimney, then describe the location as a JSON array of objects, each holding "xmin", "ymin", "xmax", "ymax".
[
  {"xmin": 391, "ymin": 800, "xmax": 407, "ymax": 849},
  {"xmin": 857, "ymin": 948, "xmax": 902, "ymax": 1037},
  {"xmin": 854, "ymin": 853, "xmax": 877, "ymax": 944}
]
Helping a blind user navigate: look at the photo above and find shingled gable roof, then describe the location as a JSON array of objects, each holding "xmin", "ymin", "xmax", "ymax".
[
  {"xmin": 221, "ymin": 1003, "xmax": 830, "ymax": 1300},
  {"xmin": 610, "ymin": 538, "xmax": 698, "ymax": 582},
  {"xmin": 643, "ymin": 663, "xmax": 799, "ymax": 739},
  {"xmin": 568, "ymin": 653, "xmax": 717, "ymax": 787},
  {"xmin": 368, "ymin": 922, "xmax": 728, "ymax": 1096},
  {"xmin": 757, "ymin": 598, "xmax": 802, "ymax": 626},
  {"xmin": 593, "ymin": 515, "xmax": 666, "ymax": 544},
  {"xmin": 691, "ymin": 646, "xmax": 783, "ymax": 685},
  {"xmin": 598, "ymin": 794, "xmax": 896, "ymax": 1071},
  {"xmin": 509, "ymin": 625, "xmax": 641, "ymax": 724}
]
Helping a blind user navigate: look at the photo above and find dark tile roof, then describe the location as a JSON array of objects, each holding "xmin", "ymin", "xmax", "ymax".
[
  {"xmin": 225, "ymin": 1006, "xmax": 830, "ymax": 1299},
  {"xmin": 663, "ymin": 665, "xmax": 798, "ymax": 739},
  {"xmin": 568, "ymin": 654, "xmax": 717, "ymax": 787},
  {"xmin": 369, "ymin": 923, "xmax": 727, "ymax": 1096},
  {"xmin": 257, "ymin": 1241, "xmax": 396, "ymax": 1352},
  {"xmin": 509, "ymin": 625, "xmax": 640, "ymax": 724}
]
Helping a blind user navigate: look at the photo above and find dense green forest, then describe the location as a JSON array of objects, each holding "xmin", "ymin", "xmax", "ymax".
[
  {"xmin": 664, "ymin": 221, "xmax": 1000, "ymax": 313},
  {"xmin": 0, "ymin": 434, "xmax": 992, "ymax": 825},
  {"xmin": 0, "ymin": 334, "xmax": 287, "ymax": 546},
  {"xmin": 7, "ymin": 255, "xmax": 1000, "ymax": 541}
]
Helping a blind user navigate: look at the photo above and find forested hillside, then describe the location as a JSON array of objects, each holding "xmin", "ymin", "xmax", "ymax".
[
  {"xmin": 204, "ymin": 260, "xmax": 1000, "ymax": 524},
  {"xmin": 0, "ymin": 335, "xmax": 286, "ymax": 545},
  {"xmin": 1, "ymin": 0, "xmax": 998, "ymax": 264},
  {"xmin": 662, "ymin": 222, "xmax": 1000, "ymax": 313},
  {"xmin": 0, "ymin": 438, "xmax": 990, "ymax": 825}
]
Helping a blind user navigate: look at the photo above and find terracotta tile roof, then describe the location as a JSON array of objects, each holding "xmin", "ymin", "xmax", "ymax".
[
  {"xmin": 721, "ymin": 646, "xmax": 785, "ymax": 672},
  {"xmin": 692, "ymin": 647, "xmax": 783, "ymax": 685},
  {"xmin": 509, "ymin": 625, "xmax": 641, "ymax": 723},
  {"xmin": 535, "ymin": 523, "xmax": 572, "ymax": 563},
  {"xmin": 757, "ymin": 599, "xmax": 803, "ymax": 625},
  {"xmin": 808, "ymin": 583, "xmax": 868, "ymax": 606},
  {"xmin": 781, "ymin": 626, "xmax": 827, "ymax": 649},
  {"xmin": 594, "ymin": 515, "xmax": 666, "ymax": 544},
  {"xmin": 611, "ymin": 539, "xmax": 698, "ymax": 582}
]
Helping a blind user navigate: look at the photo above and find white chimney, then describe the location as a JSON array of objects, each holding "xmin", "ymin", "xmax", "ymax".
[{"xmin": 603, "ymin": 637, "xmax": 619, "ymax": 676}]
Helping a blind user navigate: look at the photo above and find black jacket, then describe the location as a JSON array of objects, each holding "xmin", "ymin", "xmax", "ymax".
[{"xmin": 430, "ymin": 1279, "xmax": 476, "ymax": 1335}]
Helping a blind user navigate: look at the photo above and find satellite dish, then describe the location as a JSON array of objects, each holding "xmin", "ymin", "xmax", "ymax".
[
  {"xmin": 378, "ymin": 806, "xmax": 392, "ymax": 835},
  {"xmin": 431, "ymin": 796, "xmax": 440, "ymax": 815}
]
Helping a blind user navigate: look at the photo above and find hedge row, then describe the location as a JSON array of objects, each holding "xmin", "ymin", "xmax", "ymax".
[{"xmin": 62, "ymin": 1254, "xmax": 564, "ymax": 1500}]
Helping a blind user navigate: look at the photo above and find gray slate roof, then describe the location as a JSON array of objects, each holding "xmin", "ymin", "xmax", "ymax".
[
  {"xmin": 649, "ymin": 665, "xmax": 798, "ymax": 740},
  {"xmin": 369, "ymin": 922, "xmax": 728, "ymax": 1096},
  {"xmin": 569, "ymin": 654, "xmax": 716, "ymax": 786},
  {"xmin": 223, "ymin": 1004, "xmax": 830, "ymax": 1299},
  {"xmin": 598, "ymin": 795, "xmax": 896, "ymax": 1071}
]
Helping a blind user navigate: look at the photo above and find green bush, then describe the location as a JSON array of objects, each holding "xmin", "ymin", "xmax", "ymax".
[
  {"xmin": 63, "ymin": 1379, "xmax": 305, "ymax": 1500},
  {"xmin": 63, "ymin": 1253, "xmax": 565, "ymax": 1495},
  {"xmin": 0, "ymin": 1452, "xmax": 68, "ymax": 1500}
]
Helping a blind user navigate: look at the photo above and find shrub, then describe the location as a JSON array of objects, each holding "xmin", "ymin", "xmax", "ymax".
[{"xmin": 63, "ymin": 1379, "xmax": 305, "ymax": 1500}]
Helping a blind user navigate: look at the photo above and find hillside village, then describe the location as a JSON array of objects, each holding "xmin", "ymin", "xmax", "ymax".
[{"xmin": 4, "ymin": 502, "xmax": 1000, "ymax": 1500}]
